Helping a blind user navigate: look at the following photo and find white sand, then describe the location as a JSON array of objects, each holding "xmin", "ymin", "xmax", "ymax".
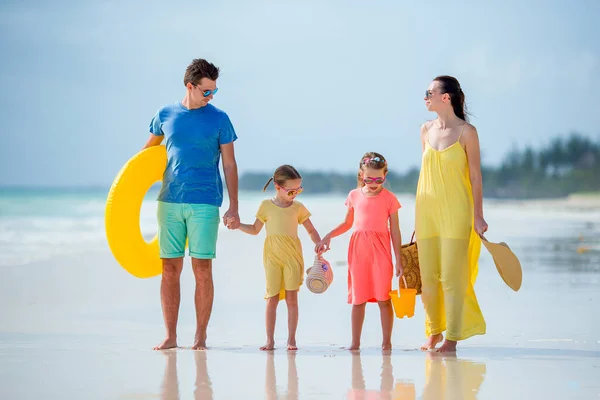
[{"xmin": 1, "ymin": 194, "xmax": 599, "ymax": 399}]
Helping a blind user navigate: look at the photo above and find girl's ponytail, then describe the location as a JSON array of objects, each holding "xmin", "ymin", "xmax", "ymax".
[
  {"xmin": 262, "ymin": 177, "xmax": 274, "ymax": 192},
  {"xmin": 264, "ymin": 165, "xmax": 302, "ymax": 191}
]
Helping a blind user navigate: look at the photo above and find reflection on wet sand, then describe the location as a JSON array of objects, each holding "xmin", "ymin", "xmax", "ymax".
[
  {"xmin": 347, "ymin": 352, "xmax": 486, "ymax": 400},
  {"xmin": 193, "ymin": 351, "xmax": 214, "ymax": 399},
  {"xmin": 265, "ymin": 352, "xmax": 299, "ymax": 400},
  {"xmin": 348, "ymin": 354, "xmax": 395, "ymax": 400},
  {"xmin": 160, "ymin": 351, "xmax": 179, "ymax": 400},
  {"xmin": 421, "ymin": 352, "xmax": 486, "ymax": 400},
  {"xmin": 159, "ymin": 350, "xmax": 214, "ymax": 400}
]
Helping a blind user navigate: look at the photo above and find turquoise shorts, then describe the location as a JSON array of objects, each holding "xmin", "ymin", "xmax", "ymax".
[{"xmin": 157, "ymin": 201, "xmax": 220, "ymax": 259}]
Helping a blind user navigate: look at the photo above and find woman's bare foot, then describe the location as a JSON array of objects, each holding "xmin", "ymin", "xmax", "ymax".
[
  {"xmin": 260, "ymin": 341, "xmax": 275, "ymax": 351},
  {"xmin": 382, "ymin": 341, "xmax": 392, "ymax": 352},
  {"xmin": 287, "ymin": 339, "xmax": 298, "ymax": 351},
  {"xmin": 154, "ymin": 337, "xmax": 178, "ymax": 351},
  {"xmin": 436, "ymin": 339, "xmax": 457, "ymax": 353},
  {"xmin": 420, "ymin": 333, "xmax": 443, "ymax": 351}
]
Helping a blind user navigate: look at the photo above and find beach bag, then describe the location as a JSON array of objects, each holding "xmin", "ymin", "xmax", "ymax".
[
  {"xmin": 306, "ymin": 255, "xmax": 334, "ymax": 294},
  {"xmin": 401, "ymin": 231, "xmax": 421, "ymax": 295}
]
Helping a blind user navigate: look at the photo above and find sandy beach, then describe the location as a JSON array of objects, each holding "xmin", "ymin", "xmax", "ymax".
[{"xmin": 1, "ymin": 193, "xmax": 599, "ymax": 399}]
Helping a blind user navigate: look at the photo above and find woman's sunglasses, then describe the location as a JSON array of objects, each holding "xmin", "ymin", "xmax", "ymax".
[
  {"xmin": 363, "ymin": 177, "xmax": 385, "ymax": 185},
  {"xmin": 425, "ymin": 90, "xmax": 433, "ymax": 99},
  {"xmin": 279, "ymin": 186, "xmax": 304, "ymax": 196}
]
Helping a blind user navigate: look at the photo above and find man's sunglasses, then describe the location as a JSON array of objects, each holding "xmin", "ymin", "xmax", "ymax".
[{"xmin": 195, "ymin": 85, "xmax": 219, "ymax": 97}]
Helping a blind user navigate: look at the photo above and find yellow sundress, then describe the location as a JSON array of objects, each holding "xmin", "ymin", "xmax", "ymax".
[
  {"xmin": 256, "ymin": 200, "xmax": 311, "ymax": 300},
  {"xmin": 415, "ymin": 125, "xmax": 486, "ymax": 341}
]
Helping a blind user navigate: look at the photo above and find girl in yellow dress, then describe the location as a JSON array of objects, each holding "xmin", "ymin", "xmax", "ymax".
[
  {"xmin": 235, "ymin": 165, "xmax": 322, "ymax": 351},
  {"xmin": 417, "ymin": 76, "xmax": 488, "ymax": 353}
]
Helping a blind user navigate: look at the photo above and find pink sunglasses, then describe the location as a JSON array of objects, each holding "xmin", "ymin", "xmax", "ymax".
[
  {"xmin": 279, "ymin": 186, "xmax": 304, "ymax": 196},
  {"xmin": 363, "ymin": 177, "xmax": 385, "ymax": 185}
]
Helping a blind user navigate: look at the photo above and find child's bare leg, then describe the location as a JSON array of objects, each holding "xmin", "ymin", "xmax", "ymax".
[
  {"xmin": 285, "ymin": 290, "xmax": 299, "ymax": 350},
  {"xmin": 261, "ymin": 295, "xmax": 279, "ymax": 351},
  {"xmin": 378, "ymin": 300, "xmax": 394, "ymax": 351},
  {"xmin": 349, "ymin": 303, "xmax": 366, "ymax": 351}
]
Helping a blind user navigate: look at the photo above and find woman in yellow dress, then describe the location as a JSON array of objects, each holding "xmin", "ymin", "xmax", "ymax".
[{"xmin": 416, "ymin": 76, "xmax": 488, "ymax": 353}]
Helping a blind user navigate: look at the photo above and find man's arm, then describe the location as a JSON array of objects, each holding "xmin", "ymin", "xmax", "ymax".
[
  {"xmin": 143, "ymin": 134, "xmax": 163, "ymax": 150},
  {"xmin": 220, "ymin": 142, "xmax": 240, "ymax": 229}
]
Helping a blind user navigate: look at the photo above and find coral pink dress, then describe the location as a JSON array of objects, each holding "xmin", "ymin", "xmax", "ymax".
[{"xmin": 345, "ymin": 188, "xmax": 401, "ymax": 304}]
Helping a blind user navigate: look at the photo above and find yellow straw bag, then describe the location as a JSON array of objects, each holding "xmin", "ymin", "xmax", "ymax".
[{"xmin": 401, "ymin": 231, "xmax": 421, "ymax": 295}]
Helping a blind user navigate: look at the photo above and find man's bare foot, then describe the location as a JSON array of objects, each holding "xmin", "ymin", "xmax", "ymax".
[
  {"xmin": 153, "ymin": 337, "xmax": 178, "ymax": 350},
  {"xmin": 260, "ymin": 341, "xmax": 275, "ymax": 351},
  {"xmin": 191, "ymin": 340, "xmax": 207, "ymax": 350},
  {"xmin": 382, "ymin": 342, "xmax": 392, "ymax": 352},
  {"xmin": 420, "ymin": 333, "xmax": 443, "ymax": 351},
  {"xmin": 436, "ymin": 339, "xmax": 457, "ymax": 353},
  {"xmin": 345, "ymin": 342, "xmax": 360, "ymax": 351},
  {"xmin": 192, "ymin": 330, "xmax": 208, "ymax": 350}
]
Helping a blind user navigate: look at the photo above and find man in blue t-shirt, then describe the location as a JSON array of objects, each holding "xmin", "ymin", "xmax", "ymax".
[{"xmin": 143, "ymin": 58, "xmax": 240, "ymax": 350}]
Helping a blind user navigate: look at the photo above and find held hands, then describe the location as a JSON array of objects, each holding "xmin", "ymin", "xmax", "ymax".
[
  {"xmin": 223, "ymin": 208, "xmax": 240, "ymax": 230},
  {"xmin": 474, "ymin": 216, "xmax": 488, "ymax": 237},
  {"xmin": 315, "ymin": 236, "xmax": 331, "ymax": 254}
]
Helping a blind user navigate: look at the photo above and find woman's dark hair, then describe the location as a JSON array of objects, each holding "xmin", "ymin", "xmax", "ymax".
[
  {"xmin": 263, "ymin": 165, "xmax": 302, "ymax": 191},
  {"xmin": 434, "ymin": 75, "xmax": 468, "ymax": 122}
]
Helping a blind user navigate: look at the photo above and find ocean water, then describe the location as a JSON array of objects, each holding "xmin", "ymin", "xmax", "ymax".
[
  {"xmin": 0, "ymin": 188, "xmax": 109, "ymax": 267},
  {"xmin": 1, "ymin": 187, "xmax": 599, "ymax": 270},
  {"xmin": 0, "ymin": 187, "xmax": 261, "ymax": 267}
]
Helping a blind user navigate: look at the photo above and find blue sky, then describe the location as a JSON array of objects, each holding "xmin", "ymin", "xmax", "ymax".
[{"xmin": 1, "ymin": 0, "xmax": 598, "ymax": 187}]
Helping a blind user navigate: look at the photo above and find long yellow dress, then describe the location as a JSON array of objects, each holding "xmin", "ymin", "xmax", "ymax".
[{"xmin": 415, "ymin": 126, "xmax": 486, "ymax": 341}]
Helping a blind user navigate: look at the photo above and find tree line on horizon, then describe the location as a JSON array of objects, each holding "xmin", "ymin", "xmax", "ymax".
[{"xmin": 239, "ymin": 133, "xmax": 600, "ymax": 199}]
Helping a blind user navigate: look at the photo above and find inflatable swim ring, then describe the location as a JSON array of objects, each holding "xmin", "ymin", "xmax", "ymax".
[{"xmin": 105, "ymin": 145, "xmax": 167, "ymax": 278}]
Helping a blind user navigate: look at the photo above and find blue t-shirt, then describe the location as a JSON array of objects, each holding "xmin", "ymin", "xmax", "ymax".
[{"xmin": 149, "ymin": 102, "xmax": 237, "ymax": 206}]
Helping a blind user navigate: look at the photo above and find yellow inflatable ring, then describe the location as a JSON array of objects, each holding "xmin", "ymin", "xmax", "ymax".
[{"xmin": 105, "ymin": 146, "xmax": 167, "ymax": 278}]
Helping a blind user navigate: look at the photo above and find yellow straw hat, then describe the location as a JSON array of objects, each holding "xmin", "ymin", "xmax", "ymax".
[{"xmin": 481, "ymin": 235, "xmax": 523, "ymax": 292}]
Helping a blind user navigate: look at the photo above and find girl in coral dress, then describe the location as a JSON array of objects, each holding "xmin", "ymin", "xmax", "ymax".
[{"xmin": 317, "ymin": 152, "xmax": 403, "ymax": 351}]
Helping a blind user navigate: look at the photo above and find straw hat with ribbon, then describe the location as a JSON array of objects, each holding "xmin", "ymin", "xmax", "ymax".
[
  {"xmin": 306, "ymin": 255, "xmax": 334, "ymax": 294},
  {"xmin": 480, "ymin": 235, "xmax": 523, "ymax": 291}
]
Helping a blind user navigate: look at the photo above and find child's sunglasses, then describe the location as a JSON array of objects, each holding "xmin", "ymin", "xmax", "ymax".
[
  {"xmin": 363, "ymin": 177, "xmax": 385, "ymax": 185},
  {"xmin": 280, "ymin": 186, "xmax": 304, "ymax": 196}
]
